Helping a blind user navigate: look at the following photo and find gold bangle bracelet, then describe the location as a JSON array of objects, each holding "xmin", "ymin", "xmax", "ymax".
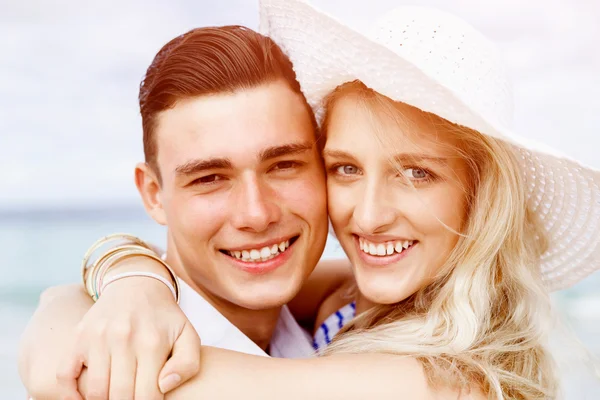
[
  {"xmin": 81, "ymin": 234, "xmax": 179, "ymax": 303},
  {"xmin": 81, "ymin": 233, "xmax": 152, "ymax": 284},
  {"xmin": 86, "ymin": 245, "xmax": 155, "ymax": 299},
  {"xmin": 93, "ymin": 249, "xmax": 156, "ymax": 300},
  {"xmin": 101, "ymin": 251, "xmax": 180, "ymax": 303},
  {"xmin": 84, "ymin": 246, "xmax": 180, "ymax": 303},
  {"xmin": 89, "ymin": 246, "xmax": 156, "ymax": 299}
]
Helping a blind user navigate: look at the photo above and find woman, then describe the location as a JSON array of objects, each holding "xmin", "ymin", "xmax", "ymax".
[{"xmin": 20, "ymin": 1, "xmax": 600, "ymax": 399}]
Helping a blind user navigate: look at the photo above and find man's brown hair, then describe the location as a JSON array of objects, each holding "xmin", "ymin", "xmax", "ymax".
[{"xmin": 139, "ymin": 25, "xmax": 315, "ymax": 180}]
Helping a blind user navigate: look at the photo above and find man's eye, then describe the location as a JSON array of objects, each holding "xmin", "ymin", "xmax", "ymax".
[
  {"xmin": 273, "ymin": 161, "xmax": 299, "ymax": 170},
  {"xmin": 336, "ymin": 165, "xmax": 359, "ymax": 175},
  {"xmin": 194, "ymin": 175, "xmax": 222, "ymax": 184}
]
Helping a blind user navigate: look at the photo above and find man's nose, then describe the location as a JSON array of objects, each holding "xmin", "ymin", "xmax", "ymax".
[{"xmin": 230, "ymin": 175, "xmax": 281, "ymax": 233}]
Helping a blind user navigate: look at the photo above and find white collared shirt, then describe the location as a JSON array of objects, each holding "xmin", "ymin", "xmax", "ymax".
[{"xmin": 178, "ymin": 279, "xmax": 314, "ymax": 358}]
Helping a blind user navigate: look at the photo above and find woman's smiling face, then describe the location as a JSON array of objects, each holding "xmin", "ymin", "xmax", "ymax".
[{"xmin": 323, "ymin": 92, "xmax": 472, "ymax": 305}]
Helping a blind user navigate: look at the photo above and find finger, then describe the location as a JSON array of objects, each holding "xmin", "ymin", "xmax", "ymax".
[
  {"xmin": 133, "ymin": 333, "xmax": 168, "ymax": 400},
  {"xmin": 109, "ymin": 344, "xmax": 137, "ymax": 400},
  {"xmin": 77, "ymin": 367, "xmax": 90, "ymax": 398},
  {"xmin": 56, "ymin": 350, "xmax": 85, "ymax": 400},
  {"xmin": 158, "ymin": 322, "xmax": 201, "ymax": 393},
  {"xmin": 134, "ymin": 356, "xmax": 165, "ymax": 400},
  {"xmin": 83, "ymin": 345, "xmax": 111, "ymax": 400}
]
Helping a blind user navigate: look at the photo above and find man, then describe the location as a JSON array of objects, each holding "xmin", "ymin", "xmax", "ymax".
[{"xmin": 19, "ymin": 25, "xmax": 336, "ymax": 399}]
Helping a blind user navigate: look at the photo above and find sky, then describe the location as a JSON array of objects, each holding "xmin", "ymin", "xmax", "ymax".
[{"xmin": 1, "ymin": 0, "xmax": 598, "ymax": 210}]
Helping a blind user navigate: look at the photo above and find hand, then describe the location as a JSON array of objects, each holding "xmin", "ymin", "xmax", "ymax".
[{"xmin": 56, "ymin": 276, "xmax": 201, "ymax": 399}]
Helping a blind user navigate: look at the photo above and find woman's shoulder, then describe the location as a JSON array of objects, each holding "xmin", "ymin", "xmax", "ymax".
[
  {"xmin": 314, "ymin": 279, "xmax": 355, "ymax": 331},
  {"xmin": 287, "ymin": 258, "xmax": 354, "ymax": 330}
]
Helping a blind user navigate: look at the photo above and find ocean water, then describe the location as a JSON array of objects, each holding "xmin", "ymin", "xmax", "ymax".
[{"xmin": 1, "ymin": 208, "xmax": 599, "ymax": 398}]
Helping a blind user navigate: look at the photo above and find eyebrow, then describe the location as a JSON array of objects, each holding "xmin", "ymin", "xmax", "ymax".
[
  {"xmin": 174, "ymin": 142, "xmax": 314, "ymax": 177},
  {"xmin": 323, "ymin": 149, "xmax": 449, "ymax": 165},
  {"xmin": 392, "ymin": 153, "xmax": 449, "ymax": 165},
  {"xmin": 175, "ymin": 158, "xmax": 233, "ymax": 176},
  {"xmin": 322, "ymin": 149, "xmax": 358, "ymax": 161},
  {"xmin": 259, "ymin": 142, "xmax": 315, "ymax": 162}
]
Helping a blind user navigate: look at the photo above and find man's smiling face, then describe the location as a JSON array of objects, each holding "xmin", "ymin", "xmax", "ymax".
[{"xmin": 147, "ymin": 80, "xmax": 328, "ymax": 309}]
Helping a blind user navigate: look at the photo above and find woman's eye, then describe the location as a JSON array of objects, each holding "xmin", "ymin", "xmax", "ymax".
[
  {"xmin": 403, "ymin": 168, "xmax": 429, "ymax": 180},
  {"xmin": 336, "ymin": 165, "xmax": 359, "ymax": 175}
]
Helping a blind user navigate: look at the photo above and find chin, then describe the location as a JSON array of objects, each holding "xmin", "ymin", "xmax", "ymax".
[
  {"xmin": 234, "ymin": 293, "xmax": 293, "ymax": 310},
  {"xmin": 362, "ymin": 291, "xmax": 408, "ymax": 305},
  {"xmin": 356, "ymin": 276, "xmax": 414, "ymax": 305},
  {"xmin": 231, "ymin": 278, "xmax": 302, "ymax": 310}
]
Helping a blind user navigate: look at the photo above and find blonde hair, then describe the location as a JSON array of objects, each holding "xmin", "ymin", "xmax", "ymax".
[{"xmin": 321, "ymin": 81, "xmax": 559, "ymax": 399}]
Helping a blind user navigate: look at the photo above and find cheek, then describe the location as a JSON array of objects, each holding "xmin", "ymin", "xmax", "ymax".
[
  {"xmin": 273, "ymin": 168, "xmax": 328, "ymax": 220},
  {"xmin": 410, "ymin": 186, "xmax": 468, "ymax": 266},
  {"xmin": 432, "ymin": 186, "xmax": 469, "ymax": 233},
  {"xmin": 405, "ymin": 182, "xmax": 468, "ymax": 230},
  {"xmin": 168, "ymin": 190, "xmax": 229, "ymax": 240},
  {"xmin": 326, "ymin": 181, "xmax": 355, "ymax": 232}
]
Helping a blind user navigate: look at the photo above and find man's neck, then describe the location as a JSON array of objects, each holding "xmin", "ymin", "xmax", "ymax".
[
  {"xmin": 193, "ymin": 279, "xmax": 281, "ymax": 351},
  {"xmin": 169, "ymin": 259, "xmax": 281, "ymax": 351}
]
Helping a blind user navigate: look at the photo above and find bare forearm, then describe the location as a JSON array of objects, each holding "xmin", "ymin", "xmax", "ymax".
[
  {"xmin": 18, "ymin": 284, "xmax": 93, "ymax": 399},
  {"xmin": 166, "ymin": 347, "xmax": 437, "ymax": 400}
]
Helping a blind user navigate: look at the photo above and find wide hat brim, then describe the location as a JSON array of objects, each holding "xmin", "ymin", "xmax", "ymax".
[{"xmin": 260, "ymin": 0, "xmax": 600, "ymax": 291}]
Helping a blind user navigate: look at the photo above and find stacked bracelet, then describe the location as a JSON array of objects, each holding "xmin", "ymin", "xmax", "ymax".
[
  {"xmin": 81, "ymin": 233, "xmax": 150, "ymax": 283},
  {"xmin": 88, "ymin": 245, "xmax": 156, "ymax": 300},
  {"xmin": 80, "ymin": 233, "xmax": 180, "ymax": 303},
  {"xmin": 101, "ymin": 271, "xmax": 178, "ymax": 301}
]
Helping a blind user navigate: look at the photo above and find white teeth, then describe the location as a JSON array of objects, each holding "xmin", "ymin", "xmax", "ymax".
[
  {"xmin": 226, "ymin": 239, "xmax": 293, "ymax": 263},
  {"xmin": 386, "ymin": 243, "xmax": 394, "ymax": 255},
  {"xmin": 368, "ymin": 243, "xmax": 377, "ymax": 255},
  {"xmin": 250, "ymin": 249, "xmax": 261, "ymax": 260},
  {"xmin": 395, "ymin": 242, "xmax": 404, "ymax": 253},
  {"xmin": 359, "ymin": 238, "xmax": 415, "ymax": 257},
  {"xmin": 260, "ymin": 247, "xmax": 271, "ymax": 259}
]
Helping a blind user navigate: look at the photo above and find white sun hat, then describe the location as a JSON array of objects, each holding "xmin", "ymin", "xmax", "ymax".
[{"xmin": 259, "ymin": 0, "xmax": 600, "ymax": 291}]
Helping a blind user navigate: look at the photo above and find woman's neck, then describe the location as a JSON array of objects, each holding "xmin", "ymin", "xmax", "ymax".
[{"xmin": 354, "ymin": 293, "xmax": 377, "ymax": 315}]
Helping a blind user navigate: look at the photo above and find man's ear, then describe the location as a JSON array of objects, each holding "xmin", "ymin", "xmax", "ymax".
[{"xmin": 135, "ymin": 162, "xmax": 167, "ymax": 226}]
